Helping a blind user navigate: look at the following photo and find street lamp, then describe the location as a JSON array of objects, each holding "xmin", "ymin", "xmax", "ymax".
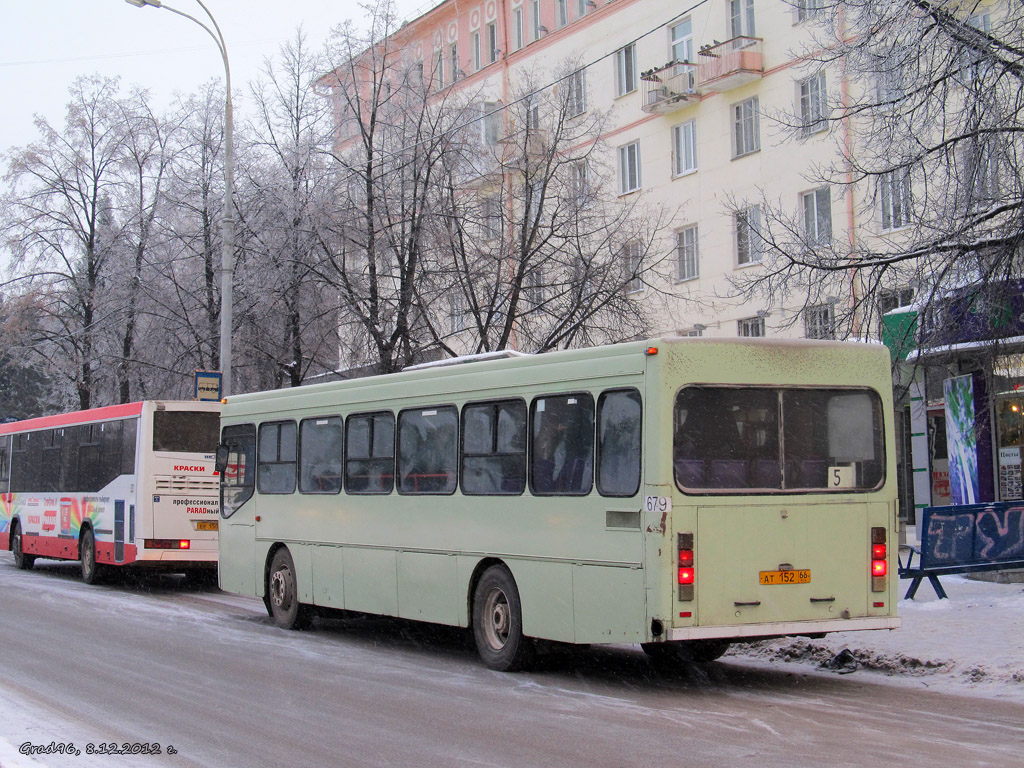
[{"xmin": 125, "ymin": 0, "xmax": 235, "ymax": 397}]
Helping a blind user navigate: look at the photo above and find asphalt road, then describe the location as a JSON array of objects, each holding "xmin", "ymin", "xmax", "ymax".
[{"xmin": 1, "ymin": 555, "xmax": 1022, "ymax": 768}]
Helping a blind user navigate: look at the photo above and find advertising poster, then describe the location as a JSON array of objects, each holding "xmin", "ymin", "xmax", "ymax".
[{"xmin": 944, "ymin": 375, "xmax": 979, "ymax": 505}]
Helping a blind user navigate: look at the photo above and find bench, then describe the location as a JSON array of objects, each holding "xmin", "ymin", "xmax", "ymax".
[{"xmin": 899, "ymin": 502, "xmax": 1024, "ymax": 599}]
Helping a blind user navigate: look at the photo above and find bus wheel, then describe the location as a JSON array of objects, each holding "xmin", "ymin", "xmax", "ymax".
[
  {"xmin": 268, "ymin": 548, "xmax": 312, "ymax": 630},
  {"xmin": 642, "ymin": 639, "xmax": 731, "ymax": 665},
  {"xmin": 79, "ymin": 528, "xmax": 103, "ymax": 585},
  {"xmin": 472, "ymin": 565, "xmax": 533, "ymax": 671},
  {"xmin": 11, "ymin": 523, "xmax": 35, "ymax": 570}
]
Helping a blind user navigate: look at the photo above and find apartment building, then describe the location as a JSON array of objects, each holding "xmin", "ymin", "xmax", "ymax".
[{"xmin": 322, "ymin": 0, "xmax": 917, "ymax": 347}]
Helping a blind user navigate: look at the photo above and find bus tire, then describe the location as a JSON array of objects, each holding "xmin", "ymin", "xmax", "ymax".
[
  {"xmin": 11, "ymin": 523, "xmax": 35, "ymax": 570},
  {"xmin": 642, "ymin": 639, "xmax": 731, "ymax": 665},
  {"xmin": 268, "ymin": 548, "xmax": 313, "ymax": 630},
  {"xmin": 79, "ymin": 528, "xmax": 104, "ymax": 585},
  {"xmin": 472, "ymin": 565, "xmax": 533, "ymax": 672}
]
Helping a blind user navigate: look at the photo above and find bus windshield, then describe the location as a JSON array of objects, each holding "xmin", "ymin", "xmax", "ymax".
[
  {"xmin": 153, "ymin": 411, "xmax": 221, "ymax": 453},
  {"xmin": 674, "ymin": 386, "xmax": 884, "ymax": 492}
]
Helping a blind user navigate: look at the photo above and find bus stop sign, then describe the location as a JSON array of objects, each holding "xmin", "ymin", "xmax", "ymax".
[{"xmin": 194, "ymin": 371, "xmax": 222, "ymax": 401}]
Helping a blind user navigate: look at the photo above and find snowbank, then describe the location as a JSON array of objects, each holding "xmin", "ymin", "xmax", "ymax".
[{"xmin": 732, "ymin": 574, "xmax": 1024, "ymax": 702}]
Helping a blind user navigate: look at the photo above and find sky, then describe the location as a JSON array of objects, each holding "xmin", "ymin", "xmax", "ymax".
[{"xmin": 0, "ymin": 0, "xmax": 434, "ymax": 157}]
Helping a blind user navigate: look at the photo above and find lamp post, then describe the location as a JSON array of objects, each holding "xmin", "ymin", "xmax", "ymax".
[{"xmin": 125, "ymin": 0, "xmax": 235, "ymax": 397}]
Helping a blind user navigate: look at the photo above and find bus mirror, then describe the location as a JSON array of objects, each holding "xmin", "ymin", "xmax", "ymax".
[{"xmin": 215, "ymin": 444, "xmax": 230, "ymax": 475}]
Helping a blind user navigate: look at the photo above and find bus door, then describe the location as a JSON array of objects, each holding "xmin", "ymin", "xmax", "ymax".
[
  {"xmin": 218, "ymin": 423, "xmax": 257, "ymax": 595},
  {"xmin": 673, "ymin": 386, "xmax": 888, "ymax": 628}
]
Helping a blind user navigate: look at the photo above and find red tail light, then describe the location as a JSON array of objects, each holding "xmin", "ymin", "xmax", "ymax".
[
  {"xmin": 871, "ymin": 527, "xmax": 887, "ymax": 593},
  {"xmin": 677, "ymin": 533, "xmax": 694, "ymax": 601},
  {"xmin": 144, "ymin": 539, "xmax": 192, "ymax": 550},
  {"xmin": 179, "ymin": 540, "xmax": 191, "ymax": 550}
]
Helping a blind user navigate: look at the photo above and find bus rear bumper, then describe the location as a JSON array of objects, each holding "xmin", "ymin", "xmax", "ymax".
[{"xmin": 667, "ymin": 616, "xmax": 901, "ymax": 641}]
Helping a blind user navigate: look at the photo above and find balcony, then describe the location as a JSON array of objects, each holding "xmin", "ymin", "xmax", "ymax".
[
  {"xmin": 696, "ymin": 37, "xmax": 763, "ymax": 93},
  {"xmin": 640, "ymin": 61, "xmax": 700, "ymax": 114}
]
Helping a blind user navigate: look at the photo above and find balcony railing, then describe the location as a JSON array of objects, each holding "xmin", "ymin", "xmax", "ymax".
[
  {"xmin": 697, "ymin": 37, "xmax": 764, "ymax": 92},
  {"xmin": 640, "ymin": 61, "xmax": 699, "ymax": 114}
]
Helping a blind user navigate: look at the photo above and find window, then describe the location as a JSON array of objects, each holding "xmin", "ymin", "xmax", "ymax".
[
  {"xmin": 615, "ymin": 43, "xmax": 637, "ymax": 96},
  {"xmin": 960, "ymin": 13, "xmax": 992, "ymax": 83},
  {"xmin": 570, "ymin": 160, "xmax": 588, "ymax": 204},
  {"xmin": 802, "ymin": 187, "xmax": 832, "ymax": 244},
  {"xmin": 671, "ymin": 18, "xmax": 694, "ymax": 62},
  {"xmin": 796, "ymin": 0, "xmax": 825, "ymax": 22},
  {"xmin": 482, "ymin": 196, "xmax": 501, "ymax": 240},
  {"xmin": 618, "ymin": 141, "xmax": 641, "ymax": 194},
  {"xmin": 530, "ymin": 393, "xmax": 594, "ymax": 495},
  {"xmin": 449, "ymin": 293, "xmax": 467, "ymax": 333},
  {"xmin": 597, "ymin": 389, "xmax": 642, "ymax": 497},
  {"xmin": 525, "ymin": 267, "xmax": 546, "ymax": 306},
  {"xmin": 730, "ymin": 0, "xmax": 755, "ymax": 38},
  {"xmin": 461, "ymin": 400, "xmax": 527, "ymax": 495},
  {"xmin": 556, "ymin": 0, "xmax": 568, "ymax": 27},
  {"xmin": 565, "ymin": 69, "xmax": 586, "ymax": 116},
  {"xmin": 878, "ymin": 287, "xmax": 914, "ymax": 316},
  {"xmin": 880, "ymin": 168, "xmax": 911, "ymax": 230},
  {"xmin": 576, "ymin": 0, "xmax": 588, "ymax": 19},
  {"xmin": 623, "ymin": 241, "xmax": 643, "ymax": 293},
  {"xmin": 531, "ymin": 0, "xmax": 542, "ymax": 41},
  {"xmin": 436, "ymin": 48, "xmax": 446, "ymax": 89},
  {"xmin": 472, "ymin": 31, "xmax": 482, "ymax": 71},
  {"xmin": 480, "ymin": 101, "xmax": 502, "ymax": 145},
  {"xmin": 673, "ymin": 386, "xmax": 884, "ymax": 492},
  {"xmin": 398, "ymin": 406, "xmax": 458, "ymax": 494},
  {"xmin": 672, "ymin": 119, "xmax": 697, "ymax": 176},
  {"xmin": 732, "ymin": 96, "xmax": 760, "ymax": 157},
  {"xmin": 804, "ymin": 303, "xmax": 836, "ymax": 339},
  {"xmin": 875, "ymin": 50, "xmax": 905, "ymax": 105},
  {"xmin": 40, "ymin": 429, "xmax": 62, "ymax": 493},
  {"xmin": 299, "ymin": 417, "xmax": 343, "ymax": 494},
  {"xmin": 525, "ymin": 94, "xmax": 541, "ymax": 132},
  {"xmin": 449, "ymin": 42, "xmax": 459, "ymax": 81},
  {"xmin": 738, "ymin": 316, "xmax": 765, "ymax": 337},
  {"xmin": 676, "ymin": 225, "xmax": 699, "ymax": 281},
  {"xmin": 220, "ymin": 423, "xmax": 256, "ymax": 518},
  {"xmin": 153, "ymin": 411, "xmax": 219, "ymax": 453},
  {"xmin": 736, "ymin": 205, "xmax": 763, "ymax": 264},
  {"xmin": 799, "ymin": 72, "xmax": 827, "ymax": 134},
  {"xmin": 487, "ymin": 22, "xmax": 499, "ymax": 63},
  {"xmin": 257, "ymin": 421, "xmax": 297, "ymax": 495},
  {"xmin": 962, "ymin": 138, "xmax": 998, "ymax": 207},
  {"xmin": 513, "ymin": 6, "xmax": 524, "ymax": 50},
  {"xmin": 345, "ymin": 412, "xmax": 394, "ymax": 494},
  {"xmin": 0, "ymin": 435, "xmax": 9, "ymax": 493}
]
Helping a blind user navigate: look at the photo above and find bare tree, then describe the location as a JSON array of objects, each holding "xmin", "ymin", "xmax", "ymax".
[
  {"xmin": 732, "ymin": 1, "xmax": 1024, "ymax": 345},
  {"xmin": 2, "ymin": 75, "xmax": 132, "ymax": 409},
  {"xmin": 422, "ymin": 65, "xmax": 675, "ymax": 356},
  {"xmin": 239, "ymin": 30, "xmax": 341, "ymax": 389}
]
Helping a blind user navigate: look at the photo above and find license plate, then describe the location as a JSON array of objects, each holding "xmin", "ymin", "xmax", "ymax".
[
  {"xmin": 759, "ymin": 569, "xmax": 811, "ymax": 585},
  {"xmin": 196, "ymin": 521, "xmax": 219, "ymax": 531}
]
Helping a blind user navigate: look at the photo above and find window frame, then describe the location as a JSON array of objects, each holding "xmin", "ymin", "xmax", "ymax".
[
  {"xmin": 801, "ymin": 186, "xmax": 832, "ymax": 244},
  {"xmin": 397, "ymin": 405, "xmax": 459, "ymax": 496},
  {"xmin": 344, "ymin": 410, "xmax": 395, "ymax": 495},
  {"xmin": 798, "ymin": 71, "xmax": 828, "ymax": 135},
  {"xmin": 615, "ymin": 43, "xmax": 637, "ymax": 97},
  {"xmin": 880, "ymin": 168, "xmax": 912, "ymax": 230},
  {"xmin": 732, "ymin": 96, "xmax": 760, "ymax": 158},
  {"xmin": 298, "ymin": 416, "xmax": 344, "ymax": 495},
  {"xmin": 618, "ymin": 141, "xmax": 641, "ymax": 195},
  {"xmin": 676, "ymin": 225, "xmax": 699, "ymax": 282},
  {"xmin": 529, "ymin": 391, "xmax": 596, "ymax": 497},
  {"xmin": 672, "ymin": 118, "xmax": 698, "ymax": 177},
  {"xmin": 460, "ymin": 398, "xmax": 528, "ymax": 497},
  {"xmin": 257, "ymin": 420, "xmax": 298, "ymax": 495},
  {"xmin": 596, "ymin": 388, "xmax": 643, "ymax": 498},
  {"xmin": 735, "ymin": 204, "xmax": 763, "ymax": 265}
]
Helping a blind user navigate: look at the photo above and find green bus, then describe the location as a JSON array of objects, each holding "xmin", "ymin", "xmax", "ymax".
[{"xmin": 216, "ymin": 338, "xmax": 900, "ymax": 670}]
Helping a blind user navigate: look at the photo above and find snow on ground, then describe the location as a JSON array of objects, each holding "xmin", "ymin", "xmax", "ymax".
[{"xmin": 730, "ymin": 574, "xmax": 1024, "ymax": 703}]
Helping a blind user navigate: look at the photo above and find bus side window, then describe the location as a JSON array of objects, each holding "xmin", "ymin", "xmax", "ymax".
[
  {"xmin": 345, "ymin": 412, "xmax": 395, "ymax": 494},
  {"xmin": 40, "ymin": 429, "xmax": 63, "ymax": 493},
  {"xmin": 0, "ymin": 435, "xmax": 10, "ymax": 493},
  {"xmin": 398, "ymin": 406, "xmax": 458, "ymax": 495},
  {"xmin": 12, "ymin": 432, "xmax": 43, "ymax": 493},
  {"xmin": 597, "ymin": 389, "xmax": 641, "ymax": 497},
  {"xmin": 257, "ymin": 421, "xmax": 297, "ymax": 495},
  {"xmin": 121, "ymin": 418, "xmax": 138, "ymax": 475},
  {"xmin": 221, "ymin": 423, "xmax": 256, "ymax": 518},
  {"xmin": 299, "ymin": 417, "xmax": 343, "ymax": 494},
  {"xmin": 530, "ymin": 393, "xmax": 595, "ymax": 496},
  {"xmin": 461, "ymin": 400, "xmax": 526, "ymax": 495}
]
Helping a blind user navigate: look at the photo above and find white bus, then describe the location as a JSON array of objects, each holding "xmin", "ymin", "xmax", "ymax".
[
  {"xmin": 216, "ymin": 338, "xmax": 900, "ymax": 670},
  {"xmin": 1, "ymin": 401, "xmax": 221, "ymax": 583}
]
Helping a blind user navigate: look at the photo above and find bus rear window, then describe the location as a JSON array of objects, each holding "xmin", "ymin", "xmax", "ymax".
[
  {"xmin": 153, "ymin": 411, "xmax": 220, "ymax": 453},
  {"xmin": 674, "ymin": 386, "xmax": 884, "ymax": 492}
]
